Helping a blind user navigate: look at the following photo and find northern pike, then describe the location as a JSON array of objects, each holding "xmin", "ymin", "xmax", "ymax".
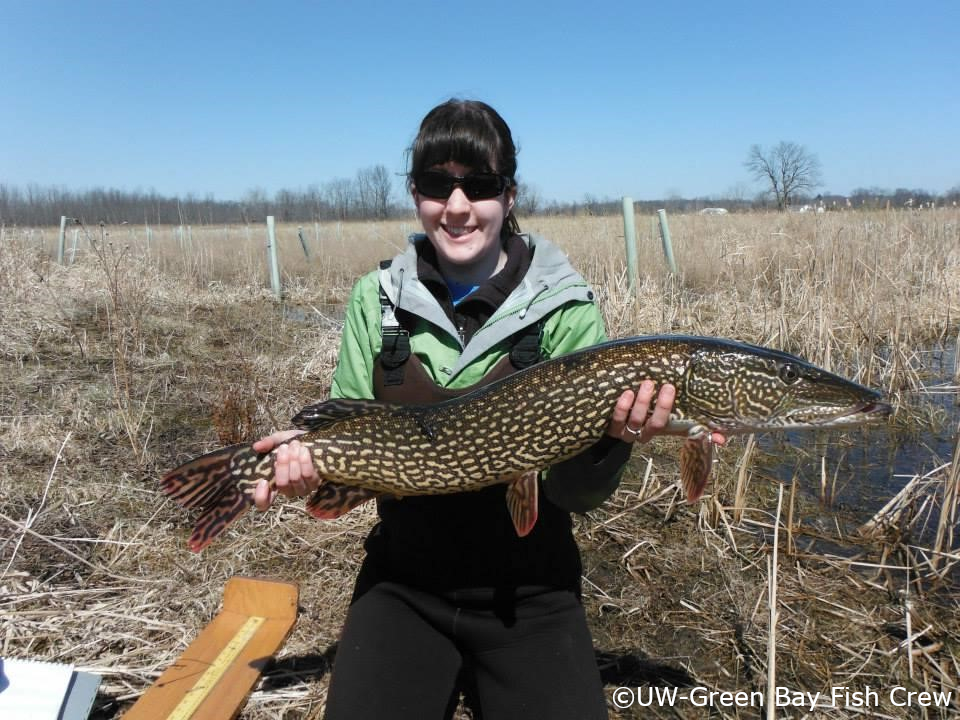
[{"xmin": 162, "ymin": 335, "xmax": 891, "ymax": 551}]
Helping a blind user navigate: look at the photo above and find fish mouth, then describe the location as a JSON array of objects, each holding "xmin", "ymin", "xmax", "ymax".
[
  {"xmin": 856, "ymin": 400, "xmax": 892, "ymax": 416},
  {"xmin": 835, "ymin": 400, "xmax": 893, "ymax": 423}
]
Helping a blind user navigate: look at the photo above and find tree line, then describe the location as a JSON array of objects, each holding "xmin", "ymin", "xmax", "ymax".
[
  {"xmin": 2, "ymin": 165, "xmax": 958, "ymax": 227},
  {"xmin": 0, "ymin": 164, "xmax": 399, "ymax": 227}
]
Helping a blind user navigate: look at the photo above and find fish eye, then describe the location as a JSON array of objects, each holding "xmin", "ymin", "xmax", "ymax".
[{"xmin": 779, "ymin": 364, "xmax": 801, "ymax": 384}]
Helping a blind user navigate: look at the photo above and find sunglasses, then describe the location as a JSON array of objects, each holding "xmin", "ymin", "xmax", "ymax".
[{"xmin": 414, "ymin": 170, "xmax": 510, "ymax": 201}]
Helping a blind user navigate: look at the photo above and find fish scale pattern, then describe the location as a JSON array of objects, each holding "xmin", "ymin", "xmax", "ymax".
[{"xmin": 162, "ymin": 335, "xmax": 890, "ymax": 551}]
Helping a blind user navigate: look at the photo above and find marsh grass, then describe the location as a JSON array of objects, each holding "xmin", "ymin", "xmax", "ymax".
[{"xmin": 1, "ymin": 209, "xmax": 958, "ymax": 718}]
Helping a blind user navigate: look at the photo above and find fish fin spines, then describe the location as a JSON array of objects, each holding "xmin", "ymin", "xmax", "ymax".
[
  {"xmin": 680, "ymin": 435, "xmax": 714, "ymax": 502},
  {"xmin": 291, "ymin": 398, "xmax": 397, "ymax": 431},
  {"xmin": 305, "ymin": 481, "xmax": 380, "ymax": 518},
  {"xmin": 161, "ymin": 443, "xmax": 268, "ymax": 552},
  {"xmin": 505, "ymin": 471, "xmax": 540, "ymax": 537}
]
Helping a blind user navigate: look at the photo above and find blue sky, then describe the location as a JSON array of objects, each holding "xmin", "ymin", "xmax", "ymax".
[{"xmin": 3, "ymin": 1, "xmax": 957, "ymax": 204}]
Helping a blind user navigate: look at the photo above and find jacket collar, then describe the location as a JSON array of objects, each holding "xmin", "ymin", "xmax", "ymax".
[
  {"xmin": 416, "ymin": 234, "xmax": 531, "ymax": 321},
  {"xmin": 379, "ymin": 233, "xmax": 594, "ymax": 374}
]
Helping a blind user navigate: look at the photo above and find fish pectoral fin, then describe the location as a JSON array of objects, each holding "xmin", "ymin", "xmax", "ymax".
[
  {"xmin": 680, "ymin": 433, "xmax": 714, "ymax": 503},
  {"xmin": 505, "ymin": 471, "xmax": 540, "ymax": 538},
  {"xmin": 305, "ymin": 480, "xmax": 380, "ymax": 519}
]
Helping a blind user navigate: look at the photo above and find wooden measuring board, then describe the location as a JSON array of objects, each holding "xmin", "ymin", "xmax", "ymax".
[{"xmin": 123, "ymin": 577, "xmax": 298, "ymax": 720}]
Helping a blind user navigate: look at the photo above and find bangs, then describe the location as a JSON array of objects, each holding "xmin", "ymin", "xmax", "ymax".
[
  {"xmin": 408, "ymin": 100, "xmax": 516, "ymax": 180},
  {"xmin": 415, "ymin": 124, "xmax": 501, "ymax": 175}
]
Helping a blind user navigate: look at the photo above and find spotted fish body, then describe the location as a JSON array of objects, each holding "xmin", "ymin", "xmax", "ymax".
[{"xmin": 162, "ymin": 335, "xmax": 891, "ymax": 551}]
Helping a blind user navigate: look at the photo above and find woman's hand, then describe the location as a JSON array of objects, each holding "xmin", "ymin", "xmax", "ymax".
[
  {"xmin": 251, "ymin": 429, "xmax": 318, "ymax": 511},
  {"xmin": 607, "ymin": 380, "xmax": 727, "ymax": 446}
]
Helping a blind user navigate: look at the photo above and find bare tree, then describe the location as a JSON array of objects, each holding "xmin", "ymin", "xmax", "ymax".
[
  {"xmin": 515, "ymin": 181, "xmax": 541, "ymax": 216},
  {"xmin": 745, "ymin": 141, "xmax": 822, "ymax": 211},
  {"xmin": 325, "ymin": 178, "xmax": 355, "ymax": 220},
  {"xmin": 356, "ymin": 165, "xmax": 393, "ymax": 219}
]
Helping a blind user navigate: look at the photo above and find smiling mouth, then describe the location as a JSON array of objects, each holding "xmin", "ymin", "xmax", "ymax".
[{"xmin": 443, "ymin": 224, "xmax": 476, "ymax": 237}]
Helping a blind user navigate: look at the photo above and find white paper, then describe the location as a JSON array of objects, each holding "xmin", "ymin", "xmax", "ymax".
[{"xmin": 0, "ymin": 657, "xmax": 75, "ymax": 720}]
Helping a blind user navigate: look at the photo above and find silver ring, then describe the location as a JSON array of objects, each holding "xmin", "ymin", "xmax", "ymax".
[{"xmin": 623, "ymin": 425, "xmax": 642, "ymax": 437}]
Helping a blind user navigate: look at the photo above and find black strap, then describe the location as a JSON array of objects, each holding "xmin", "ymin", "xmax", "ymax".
[
  {"xmin": 509, "ymin": 318, "xmax": 545, "ymax": 369},
  {"xmin": 379, "ymin": 269, "xmax": 410, "ymax": 386}
]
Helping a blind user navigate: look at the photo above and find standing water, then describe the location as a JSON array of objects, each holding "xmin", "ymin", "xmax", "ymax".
[{"xmin": 756, "ymin": 342, "xmax": 958, "ymax": 551}]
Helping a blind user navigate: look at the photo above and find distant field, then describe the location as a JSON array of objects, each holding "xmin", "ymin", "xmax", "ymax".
[
  {"xmin": 13, "ymin": 208, "xmax": 959, "ymax": 359},
  {"xmin": 1, "ymin": 209, "xmax": 958, "ymax": 718}
]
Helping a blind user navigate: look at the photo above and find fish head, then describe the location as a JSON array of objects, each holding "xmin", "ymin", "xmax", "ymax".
[{"xmin": 683, "ymin": 342, "xmax": 892, "ymax": 433}]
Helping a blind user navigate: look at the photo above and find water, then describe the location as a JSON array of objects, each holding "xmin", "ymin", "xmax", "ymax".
[{"xmin": 755, "ymin": 343, "xmax": 958, "ymax": 548}]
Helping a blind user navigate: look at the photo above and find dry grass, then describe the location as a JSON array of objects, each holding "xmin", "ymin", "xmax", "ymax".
[{"xmin": 1, "ymin": 209, "xmax": 958, "ymax": 718}]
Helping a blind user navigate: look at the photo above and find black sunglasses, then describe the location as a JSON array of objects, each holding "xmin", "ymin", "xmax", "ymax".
[{"xmin": 414, "ymin": 170, "xmax": 510, "ymax": 201}]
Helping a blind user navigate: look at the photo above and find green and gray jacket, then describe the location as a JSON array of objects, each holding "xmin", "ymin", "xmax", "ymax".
[{"xmin": 329, "ymin": 233, "xmax": 629, "ymax": 515}]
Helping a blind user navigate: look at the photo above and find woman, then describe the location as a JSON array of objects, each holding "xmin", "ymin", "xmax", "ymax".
[{"xmin": 253, "ymin": 99, "xmax": 724, "ymax": 719}]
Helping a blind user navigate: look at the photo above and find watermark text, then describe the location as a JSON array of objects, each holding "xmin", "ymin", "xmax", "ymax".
[{"xmin": 610, "ymin": 685, "xmax": 954, "ymax": 711}]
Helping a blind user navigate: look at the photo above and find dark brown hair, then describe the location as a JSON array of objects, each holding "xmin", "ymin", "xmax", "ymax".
[{"xmin": 408, "ymin": 99, "xmax": 521, "ymax": 237}]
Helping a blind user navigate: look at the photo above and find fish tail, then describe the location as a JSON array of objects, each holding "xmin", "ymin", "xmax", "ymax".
[{"xmin": 161, "ymin": 443, "xmax": 270, "ymax": 552}]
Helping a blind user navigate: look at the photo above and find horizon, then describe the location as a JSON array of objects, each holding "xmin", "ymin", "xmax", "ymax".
[
  {"xmin": 3, "ymin": 1, "xmax": 958, "ymax": 204},
  {"xmin": 2, "ymin": 177, "xmax": 953, "ymax": 211}
]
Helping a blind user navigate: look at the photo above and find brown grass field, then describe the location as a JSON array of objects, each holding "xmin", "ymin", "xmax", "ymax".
[{"xmin": 1, "ymin": 209, "xmax": 959, "ymax": 718}]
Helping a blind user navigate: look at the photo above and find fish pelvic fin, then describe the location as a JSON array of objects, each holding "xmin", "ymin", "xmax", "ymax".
[
  {"xmin": 161, "ymin": 443, "xmax": 269, "ymax": 552},
  {"xmin": 505, "ymin": 471, "xmax": 540, "ymax": 537},
  {"xmin": 679, "ymin": 433, "xmax": 714, "ymax": 502},
  {"xmin": 305, "ymin": 481, "xmax": 380, "ymax": 519}
]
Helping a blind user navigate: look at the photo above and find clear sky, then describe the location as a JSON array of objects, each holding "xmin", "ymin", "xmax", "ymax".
[{"xmin": 3, "ymin": 0, "xmax": 958, "ymax": 204}]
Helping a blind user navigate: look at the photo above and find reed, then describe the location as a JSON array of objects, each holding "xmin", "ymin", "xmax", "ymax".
[
  {"xmin": 931, "ymin": 423, "xmax": 960, "ymax": 577},
  {"xmin": 1, "ymin": 208, "xmax": 958, "ymax": 718}
]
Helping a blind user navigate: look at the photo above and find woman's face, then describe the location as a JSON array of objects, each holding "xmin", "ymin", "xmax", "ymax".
[{"xmin": 413, "ymin": 161, "xmax": 515, "ymax": 278}]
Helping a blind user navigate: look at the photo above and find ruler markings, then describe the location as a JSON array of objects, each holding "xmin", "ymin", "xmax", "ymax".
[{"xmin": 165, "ymin": 615, "xmax": 266, "ymax": 720}]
